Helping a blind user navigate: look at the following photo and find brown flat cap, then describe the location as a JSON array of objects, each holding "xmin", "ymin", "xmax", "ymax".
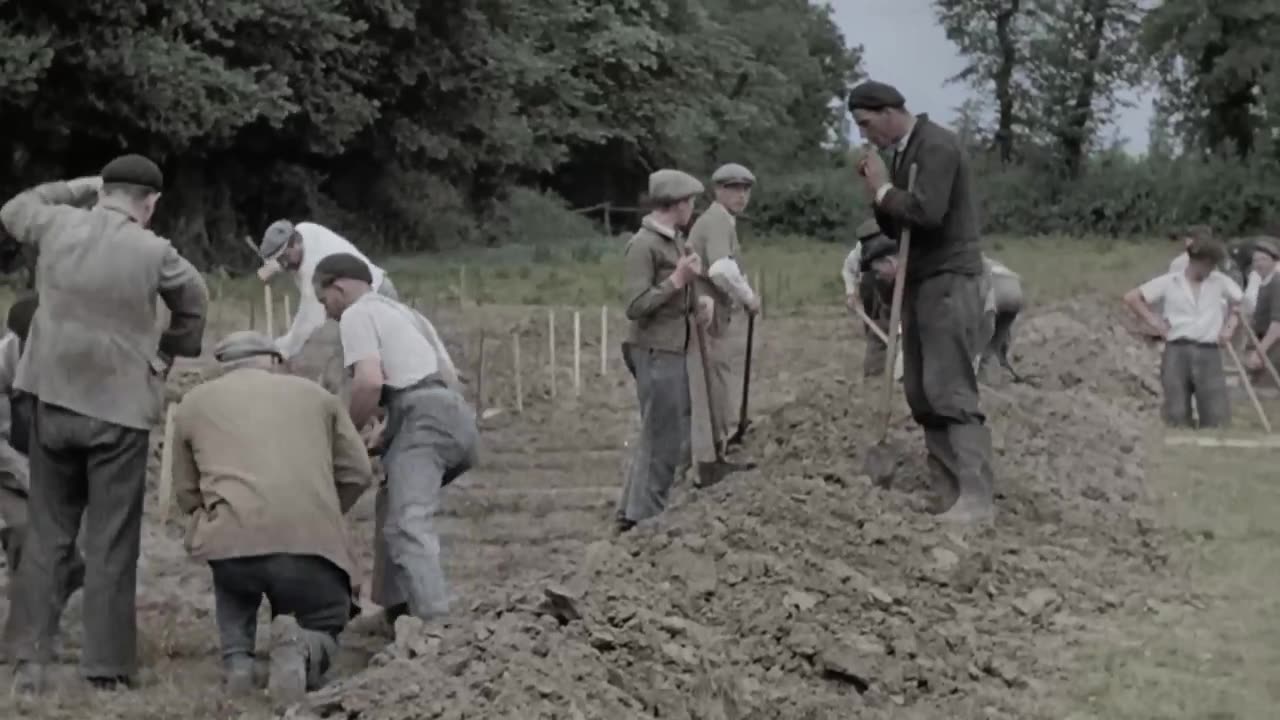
[
  {"xmin": 314, "ymin": 253, "xmax": 374, "ymax": 287},
  {"xmin": 101, "ymin": 154, "xmax": 163, "ymax": 191},
  {"xmin": 848, "ymin": 81, "xmax": 906, "ymax": 112}
]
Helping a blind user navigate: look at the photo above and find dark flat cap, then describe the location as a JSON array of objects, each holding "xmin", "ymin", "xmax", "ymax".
[
  {"xmin": 314, "ymin": 253, "xmax": 374, "ymax": 286},
  {"xmin": 101, "ymin": 154, "xmax": 163, "ymax": 191},
  {"xmin": 214, "ymin": 331, "xmax": 282, "ymax": 363},
  {"xmin": 860, "ymin": 236, "xmax": 898, "ymax": 272},
  {"xmin": 848, "ymin": 81, "xmax": 906, "ymax": 112}
]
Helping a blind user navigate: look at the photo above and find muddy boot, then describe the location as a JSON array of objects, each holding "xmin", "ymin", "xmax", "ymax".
[
  {"xmin": 936, "ymin": 424, "xmax": 995, "ymax": 524},
  {"xmin": 268, "ymin": 616, "xmax": 307, "ymax": 704},
  {"xmin": 223, "ymin": 654, "xmax": 256, "ymax": 694},
  {"xmin": 12, "ymin": 661, "xmax": 46, "ymax": 695},
  {"xmin": 923, "ymin": 429, "xmax": 960, "ymax": 513}
]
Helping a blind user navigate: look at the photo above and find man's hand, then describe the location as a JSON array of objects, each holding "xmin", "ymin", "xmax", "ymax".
[
  {"xmin": 845, "ymin": 292, "xmax": 858, "ymax": 311},
  {"xmin": 1245, "ymin": 351, "xmax": 1264, "ymax": 371},
  {"xmin": 671, "ymin": 253, "xmax": 702, "ymax": 289},
  {"xmin": 744, "ymin": 293, "xmax": 761, "ymax": 316},
  {"xmin": 695, "ymin": 296, "xmax": 715, "ymax": 328},
  {"xmin": 1219, "ymin": 326, "xmax": 1235, "ymax": 346},
  {"xmin": 360, "ymin": 417, "xmax": 386, "ymax": 453},
  {"xmin": 1148, "ymin": 317, "xmax": 1171, "ymax": 339},
  {"xmin": 258, "ymin": 259, "xmax": 282, "ymax": 282},
  {"xmin": 860, "ymin": 151, "xmax": 889, "ymax": 198}
]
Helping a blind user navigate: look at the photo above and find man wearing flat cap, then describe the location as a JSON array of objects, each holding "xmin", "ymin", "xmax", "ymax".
[
  {"xmin": 0, "ymin": 153, "xmax": 208, "ymax": 691},
  {"xmin": 170, "ymin": 331, "xmax": 371, "ymax": 699},
  {"xmin": 848, "ymin": 80, "xmax": 994, "ymax": 523},
  {"xmin": 313, "ymin": 252, "xmax": 476, "ymax": 626},
  {"xmin": 256, "ymin": 219, "xmax": 397, "ymax": 398},
  {"xmin": 842, "ymin": 220, "xmax": 895, "ymax": 377},
  {"xmin": 1245, "ymin": 237, "xmax": 1280, "ymax": 380},
  {"xmin": 685, "ymin": 163, "xmax": 760, "ymax": 477},
  {"xmin": 618, "ymin": 169, "xmax": 715, "ymax": 531}
]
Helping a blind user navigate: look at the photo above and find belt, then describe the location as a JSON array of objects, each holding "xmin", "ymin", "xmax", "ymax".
[
  {"xmin": 1166, "ymin": 338, "xmax": 1218, "ymax": 349},
  {"xmin": 379, "ymin": 374, "xmax": 448, "ymax": 405}
]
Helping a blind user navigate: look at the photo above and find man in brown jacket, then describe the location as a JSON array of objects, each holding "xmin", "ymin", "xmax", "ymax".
[
  {"xmin": 171, "ymin": 331, "xmax": 372, "ymax": 700},
  {"xmin": 617, "ymin": 169, "xmax": 714, "ymax": 531},
  {"xmin": 851, "ymin": 81, "xmax": 994, "ymax": 523},
  {"xmin": 0, "ymin": 154, "xmax": 208, "ymax": 691}
]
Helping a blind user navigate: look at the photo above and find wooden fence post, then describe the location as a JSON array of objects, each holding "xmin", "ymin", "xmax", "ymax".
[
  {"xmin": 600, "ymin": 305, "xmax": 608, "ymax": 375},
  {"xmin": 548, "ymin": 309, "xmax": 557, "ymax": 398},
  {"xmin": 573, "ymin": 310, "xmax": 581, "ymax": 396},
  {"xmin": 513, "ymin": 331, "xmax": 523, "ymax": 413}
]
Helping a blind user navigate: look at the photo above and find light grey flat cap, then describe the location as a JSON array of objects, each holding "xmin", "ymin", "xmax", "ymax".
[
  {"xmin": 214, "ymin": 331, "xmax": 283, "ymax": 363},
  {"xmin": 648, "ymin": 169, "xmax": 704, "ymax": 203},
  {"xmin": 259, "ymin": 219, "xmax": 296, "ymax": 261},
  {"xmin": 711, "ymin": 163, "xmax": 755, "ymax": 186}
]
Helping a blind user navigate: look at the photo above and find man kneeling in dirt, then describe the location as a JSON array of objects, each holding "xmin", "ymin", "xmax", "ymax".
[
  {"xmin": 170, "ymin": 331, "xmax": 373, "ymax": 699},
  {"xmin": 1124, "ymin": 237, "xmax": 1241, "ymax": 428},
  {"xmin": 314, "ymin": 253, "xmax": 477, "ymax": 626}
]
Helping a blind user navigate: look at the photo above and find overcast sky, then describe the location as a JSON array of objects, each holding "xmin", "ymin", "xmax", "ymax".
[{"xmin": 827, "ymin": 0, "xmax": 1152, "ymax": 152}]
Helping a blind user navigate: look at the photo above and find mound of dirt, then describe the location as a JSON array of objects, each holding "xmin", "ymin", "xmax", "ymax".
[{"xmin": 301, "ymin": 299, "xmax": 1172, "ymax": 720}]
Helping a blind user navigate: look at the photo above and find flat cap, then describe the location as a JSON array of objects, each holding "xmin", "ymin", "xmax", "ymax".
[
  {"xmin": 860, "ymin": 236, "xmax": 898, "ymax": 272},
  {"xmin": 855, "ymin": 219, "xmax": 883, "ymax": 242},
  {"xmin": 259, "ymin": 219, "xmax": 296, "ymax": 261},
  {"xmin": 848, "ymin": 81, "xmax": 906, "ymax": 112},
  {"xmin": 101, "ymin": 154, "xmax": 163, "ymax": 191},
  {"xmin": 314, "ymin": 252, "xmax": 374, "ymax": 287},
  {"xmin": 1254, "ymin": 236, "xmax": 1280, "ymax": 259},
  {"xmin": 648, "ymin": 169, "xmax": 704, "ymax": 203},
  {"xmin": 711, "ymin": 163, "xmax": 755, "ymax": 186},
  {"xmin": 213, "ymin": 331, "xmax": 282, "ymax": 363}
]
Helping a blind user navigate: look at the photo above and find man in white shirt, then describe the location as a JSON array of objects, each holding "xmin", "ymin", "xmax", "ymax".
[
  {"xmin": 1124, "ymin": 237, "xmax": 1242, "ymax": 428},
  {"xmin": 256, "ymin": 220, "xmax": 399, "ymax": 396},
  {"xmin": 313, "ymin": 253, "xmax": 477, "ymax": 625},
  {"xmin": 976, "ymin": 256, "xmax": 1025, "ymax": 381}
]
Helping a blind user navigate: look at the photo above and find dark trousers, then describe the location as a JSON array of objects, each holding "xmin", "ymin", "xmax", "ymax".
[
  {"xmin": 210, "ymin": 554, "xmax": 349, "ymax": 682},
  {"xmin": 1161, "ymin": 340, "xmax": 1230, "ymax": 428},
  {"xmin": 901, "ymin": 273, "xmax": 994, "ymax": 505},
  {"xmin": 859, "ymin": 274, "xmax": 892, "ymax": 377},
  {"xmin": 10, "ymin": 401, "xmax": 149, "ymax": 679}
]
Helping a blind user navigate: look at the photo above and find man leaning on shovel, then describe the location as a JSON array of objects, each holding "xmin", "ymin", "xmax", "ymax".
[{"xmin": 850, "ymin": 80, "xmax": 995, "ymax": 523}]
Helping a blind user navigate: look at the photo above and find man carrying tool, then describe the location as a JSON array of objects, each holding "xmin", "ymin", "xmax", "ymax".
[
  {"xmin": 1124, "ymin": 237, "xmax": 1241, "ymax": 428},
  {"xmin": 847, "ymin": 225, "xmax": 897, "ymax": 377},
  {"xmin": 1244, "ymin": 237, "xmax": 1280, "ymax": 382},
  {"xmin": 686, "ymin": 163, "xmax": 759, "ymax": 479},
  {"xmin": 170, "ymin": 331, "xmax": 372, "ymax": 700},
  {"xmin": 314, "ymin": 253, "xmax": 477, "ymax": 625},
  {"xmin": 850, "ymin": 80, "xmax": 994, "ymax": 523},
  {"xmin": 618, "ymin": 170, "xmax": 714, "ymax": 532},
  {"xmin": 0, "ymin": 154, "xmax": 209, "ymax": 691},
  {"xmin": 256, "ymin": 220, "xmax": 397, "ymax": 396}
]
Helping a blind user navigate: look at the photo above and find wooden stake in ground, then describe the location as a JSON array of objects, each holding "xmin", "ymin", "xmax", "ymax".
[
  {"xmin": 248, "ymin": 295, "xmax": 256, "ymax": 331},
  {"xmin": 1224, "ymin": 340, "xmax": 1271, "ymax": 432},
  {"xmin": 459, "ymin": 266, "xmax": 467, "ymax": 306},
  {"xmin": 573, "ymin": 310, "xmax": 581, "ymax": 395},
  {"xmin": 476, "ymin": 331, "xmax": 487, "ymax": 414},
  {"xmin": 548, "ymin": 309, "xmax": 557, "ymax": 398},
  {"xmin": 513, "ymin": 330, "xmax": 524, "ymax": 413},
  {"xmin": 600, "ymin": 305, "xmax": 608, "ymax": 375},
  {"xmin": 157, "ymin": 403, "xmax": 180, "ymax": 519},
  {"xmin": 283, "ymin": 293, "xmax": 292, "ymax": 327},
  {"xmin": 263, "ymin": 284, "xmax": 275, "ymax": 337}
]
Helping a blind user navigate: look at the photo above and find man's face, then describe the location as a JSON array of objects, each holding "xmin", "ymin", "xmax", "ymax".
[
  {"xmin": 316, "ymin": 281, "xmax": 350, "ymax": 320},
  {"xmin": 675, "ymin": 197, "xmax": 697, "ymax": 227},
  {"xmin": 1254, "ymin": 251, "xmax": 1276, "ymax": 277},
  {"xmin": 872, "ymin": 256, "xmax": 897, "ymax": 282},
  {"xmin": 1187, "ymin": 258, "xmax": 1214, "ymax": 281},
  {"xmin": 853, "ymin": 109, "xmax": 896, "ymax": 149},
  {"xmin": 280, "ymin": 237, "xmax": 305, "ymax": 270},
  {"xmin": 715, "ymin": 184, "xmax": 752, "ymax": 215}
]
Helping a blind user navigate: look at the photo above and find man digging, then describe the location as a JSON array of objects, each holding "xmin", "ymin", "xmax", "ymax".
[
  {"xmin": 976, "ymin": 255, "xmax": 1025, "ymax": 382},
  {"xmin": 1124, "ymin": 236, "xmax": 1241, "ymax": 428},
  {"xmin": 256, "ymin": 219, "xmax": 398, "ymax": 397},
  {"xmin": 314, "ymin": 253, "xmax": 477, "ymax": 627},
  {"xmin": 850, "ymin": 80, "xmax": 995, "ymax": 523},
  {"xmin": 686, "ymin": 163, "xmax": 760, "ymax": 483},
  {"xmin": 171, "ymin": 332, "xmax": 372, "ymax": 701},
  {"xmin": 1243, "ymin": 237, "xmax": 1280, "ymax": 385},
  {"xmin": 0, "ymin": 155, "xmax": 209, "ymax": 692},
  {"xmin": 849, "ymin": 226, "xmax": 897, "ymax": 378},
  {"xmin": 617, "ymin": 170, "xmax": 715, "ymax": 532}
]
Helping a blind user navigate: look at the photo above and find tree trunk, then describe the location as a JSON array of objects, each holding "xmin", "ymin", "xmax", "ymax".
[
  {"xmin": 1060, "ymin": 0, "xmax": 1108, "ymax": 178},
  {"xmin": 993, "ymin": 0, "xmax": 1020, "ymax": 164}
]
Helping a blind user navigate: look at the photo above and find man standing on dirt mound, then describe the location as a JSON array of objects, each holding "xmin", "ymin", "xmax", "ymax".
[
  {"xmin": 0, "ymin": 154, "xmax": 209, "ymax": 692},
  {"xmin": 850, "ymin": 80, "xmax": 995, "ymax": 524},
  {"xmin": 617, "ymin": 170, "xmax": 715, "ymax": 532},
  {"xmin": 313, "ymin": 253, "xmax": 477, "ymax": 626},
  {"xmin": 686, "ymin": 163, "xmax": 760, "ymax": 483},
  {"xmin": 170, "ymin": 331, "xmax": 372, "ymax": 701},
  {"xmin": 256, "ymin": 219, "xmax": 398, "ymax": 397}
]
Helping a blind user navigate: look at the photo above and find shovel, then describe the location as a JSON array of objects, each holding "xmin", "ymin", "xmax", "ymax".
[
  {"xmin": 726, "ymin": 313, "xmax": 755, "ymax": 446},
  {"xmin": 862, "ymin": 163, "xmax": 917, "ymax": 488}
]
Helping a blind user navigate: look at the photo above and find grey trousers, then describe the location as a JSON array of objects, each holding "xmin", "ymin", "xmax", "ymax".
[
  {"xmin": 11, "ymin": 401, "xmax": 149, "ymax": 678},
  {"xmin": 1161, "ymin": 340, "xmax": 1230, "ymax": 428},
  {"xmin": 210, "ymin": 554, "xmax": 349, "ymax": 688},
  {"xmin": 372, "ymin": 385, "xmax": 478, "ymax": 619},
  {"xmin": 618, "ymin": 344, "xmax": 690, "ymax": 524},
  {"xmin": 902, "ymin": 273, "xmax": 995, "ymax": 505}
]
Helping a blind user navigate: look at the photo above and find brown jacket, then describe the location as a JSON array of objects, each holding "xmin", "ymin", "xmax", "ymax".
[
  {"xmin": 623, "ymin": 216, "xmax": 708, "ymax": 354},
  {"xmin": 873, "ymin": 115, "xmax": 984, "ymax": 283},
  {"xmin": 0, "ymin": 180, "xmax": 208, "ymax": 430},
  {"xmin": 171, "ymin": 367, "xmax": 373, "ymax": 581},
  {"xmin": 686, "ymin": 202, "xmax": 742, "ymax": 336}
]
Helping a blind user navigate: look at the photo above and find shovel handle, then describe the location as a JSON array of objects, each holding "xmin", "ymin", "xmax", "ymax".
[{"xmin": 877, "ymin": 164, "xmax": 917, "ymax": 440}]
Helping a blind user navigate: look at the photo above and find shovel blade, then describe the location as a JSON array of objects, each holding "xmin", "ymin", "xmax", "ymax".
[{"xmin": 863, "ymin": 441, "xmax": 898, "ymax": 489}]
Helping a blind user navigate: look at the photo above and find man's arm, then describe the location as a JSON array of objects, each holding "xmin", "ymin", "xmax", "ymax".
[
  {"xmin": 875, "ymin": 137, "xmax": 959, "ymax": 231},
  {"xmin": 157, "ymin": 247, "xmax": 209, "ymax": 359},
  {"xmin": 328, "ymin": 394, "xmax": 373, "ymax": 513},
  {"xmin": 339, "ymin": 308, "xmax": 385, "ymax": 429},
  {"xmin": 841, "ymin": 245, "xmax": 860, "ymax": 296},
  {"xmin": 623, "ymin": 242, "xmax": 684, "ymax": 321},
  {"xmin": 171, "ymin": 405, "xmax": 203, "ymax": 516},
  {"xmin": 1123, "ymin": 279, "xmax": 1169, "ymax": 336},
  {"xmin": 276, "ymin": 288, "xmax": 328, "ymax": 360},
  {"xmin": 349, "ymin": 359, "xmax": 383, "ymax": 429},
  {"xmin": 0, "ymin": 177, "xmax": 102, "ymax": 246}
]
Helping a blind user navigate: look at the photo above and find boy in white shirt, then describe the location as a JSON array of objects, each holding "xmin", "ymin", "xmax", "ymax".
[{"xmin": 1124, "ymin": 237, "xmax": 1242, "ymax": 428}]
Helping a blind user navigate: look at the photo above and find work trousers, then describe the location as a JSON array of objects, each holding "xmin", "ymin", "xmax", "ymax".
[
  {"xmin": 210, "ymin": 554, "xmax": 349, "ymax": 688},
  {"xmin": 688, "ymin": 312, "xmax": 747, "ymax": 462},
  {"xmin": 11, "ymin": 401, "xmax": 149, "ymax": 679},
  {"xmin": 901, "ymin": 273, "xmax": 995, "ymax": 506},
  {"xmin": 859, "ymin": 273, "xmax": 892, "ymax": 377},
  {"xmin": 618, "ymin": 344, "xmax": 690, "ymax": 524},
  {"xmin": 372, "ymin": 383, "xmax": 477, "ymax": 620},
  {"xmin": 1161, "ymin": 340, "xmax": 1230, "ymax": 428}
]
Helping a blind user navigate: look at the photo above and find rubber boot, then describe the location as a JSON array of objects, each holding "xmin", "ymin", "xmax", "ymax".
[
  {"xmin": 922, "ymin": 429, "xmax": 960, "ymax": 514},
  {"xmin": 223, "ymin": 653, "xmax": 256, "ymax": 694},
  {"xmin": 12, "ymin": 661, "xmax": 46, "ymax": 695},
  {"xmin": 268, "ymin": 616, "xmax": 307, "ymax": 704},
  {"xmin": 936, "ymin": 423, "xmax": 995, "ymax": 524}
]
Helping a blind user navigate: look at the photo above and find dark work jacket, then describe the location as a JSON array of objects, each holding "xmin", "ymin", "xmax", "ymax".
[{"xmin": 872, "ymin": 114, "xmax": 984, "ymax": 283}]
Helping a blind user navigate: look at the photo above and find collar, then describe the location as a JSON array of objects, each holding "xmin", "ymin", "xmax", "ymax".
[
  {"xmin": 895, "ymin": 116, "xmax": 919, "ymax": 153},
  {"xmin": 96, "ymin": 198, "xmax": 142, "ymax": 224},
  {"xmin": 711, "ymin": 202, "xmax": 736, "ymax": 226},
  {"xmin": 642, "ymin": 214, "xmax": 679, "ymax": 240}
]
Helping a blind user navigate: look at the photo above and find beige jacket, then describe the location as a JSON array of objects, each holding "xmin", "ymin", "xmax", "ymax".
[
  {"xmin": 686, "ymin": 202, "xmax": 743, "ymax": 335},
  {"xmin": 171, "ymin": 368, "xmax": 373, "ymax": 580},
  {"xmin": 0, "ymin": 180, "xmax": 208, "ymax": 430}
]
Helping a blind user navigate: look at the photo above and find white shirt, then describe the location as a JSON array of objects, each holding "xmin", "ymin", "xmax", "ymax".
[
  {"xmin": 841, "ymin": 242, "xmax": 862, "ymax": 295},
  {"xmin": 874, "ymin": 120, "xmax": 917, "ymax": 204},
  {"xmin": 1169, "ymin": 252, "xmax": 1189, "ymax": 275},
  {"xmin": 276, "ymin": 222, "xmax": 389, "ymax": 359},
  {"xmin": 1139, "ymin": 270, "xmax": 1243, "ymax": 343},
  {"xmin": 339, "ymin": 292, "xmax": 457, "ymax": 389},
  {"xmin": 1243, "ymin": 269, "xmax": 1266, "ymax": 316}
]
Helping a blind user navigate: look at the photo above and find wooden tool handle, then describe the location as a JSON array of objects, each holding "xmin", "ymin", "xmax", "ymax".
[{"xmin": 877, "ymin": 164, "xmax": 918, "ymax": 439}]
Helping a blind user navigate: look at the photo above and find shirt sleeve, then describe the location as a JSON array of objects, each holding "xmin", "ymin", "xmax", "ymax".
[
  {"xmin": 0, "ymin": 178, "xmax": 100, "ymax": 246},
  {"xmin": 157, "ymin": 246, "xmax": 209, "ymax": 359},
  {"xmin": 1139, "ymin": 275, "xmax": 1169, "ymax": 304},
  {"xmin": 171, "ymin": 402, "xmax": 203, "ymax": 516},
  {"xmin": 841, "ymin": 244, "xmax": 861, "ymax": 295},
  {"xmin": 338, "ymin": 306, "xmax": 382, "ymax": 368},
  {"xmin": 708, "ymin": 258, "xmax": 755, "ymax": 305},
  {"xmin": 276, "ymin": 291, "xmax": 328, "ymax": 360},
  {"xmin": 1221, "ymin": 274, "xmax": 1244, "ymax": 304}
]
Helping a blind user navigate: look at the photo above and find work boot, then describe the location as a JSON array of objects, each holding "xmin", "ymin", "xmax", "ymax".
[
  {"xmin": 923, "ymin": 429, "xmax": 960, "ymax": 513},
  {"xmin": 223, "ymin": 654, "xmax": 257, "ymax": 694},
  {"xmin": 11, "ymin": 661, "xmax": 46, "ymax": 695},
  {"xmin": 268, "ymin": 615, "xmax": 308, "ymax": 704},
  {"xmin": 936, "ymin": 424, "xmax": 995, "ymax": 524}
]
